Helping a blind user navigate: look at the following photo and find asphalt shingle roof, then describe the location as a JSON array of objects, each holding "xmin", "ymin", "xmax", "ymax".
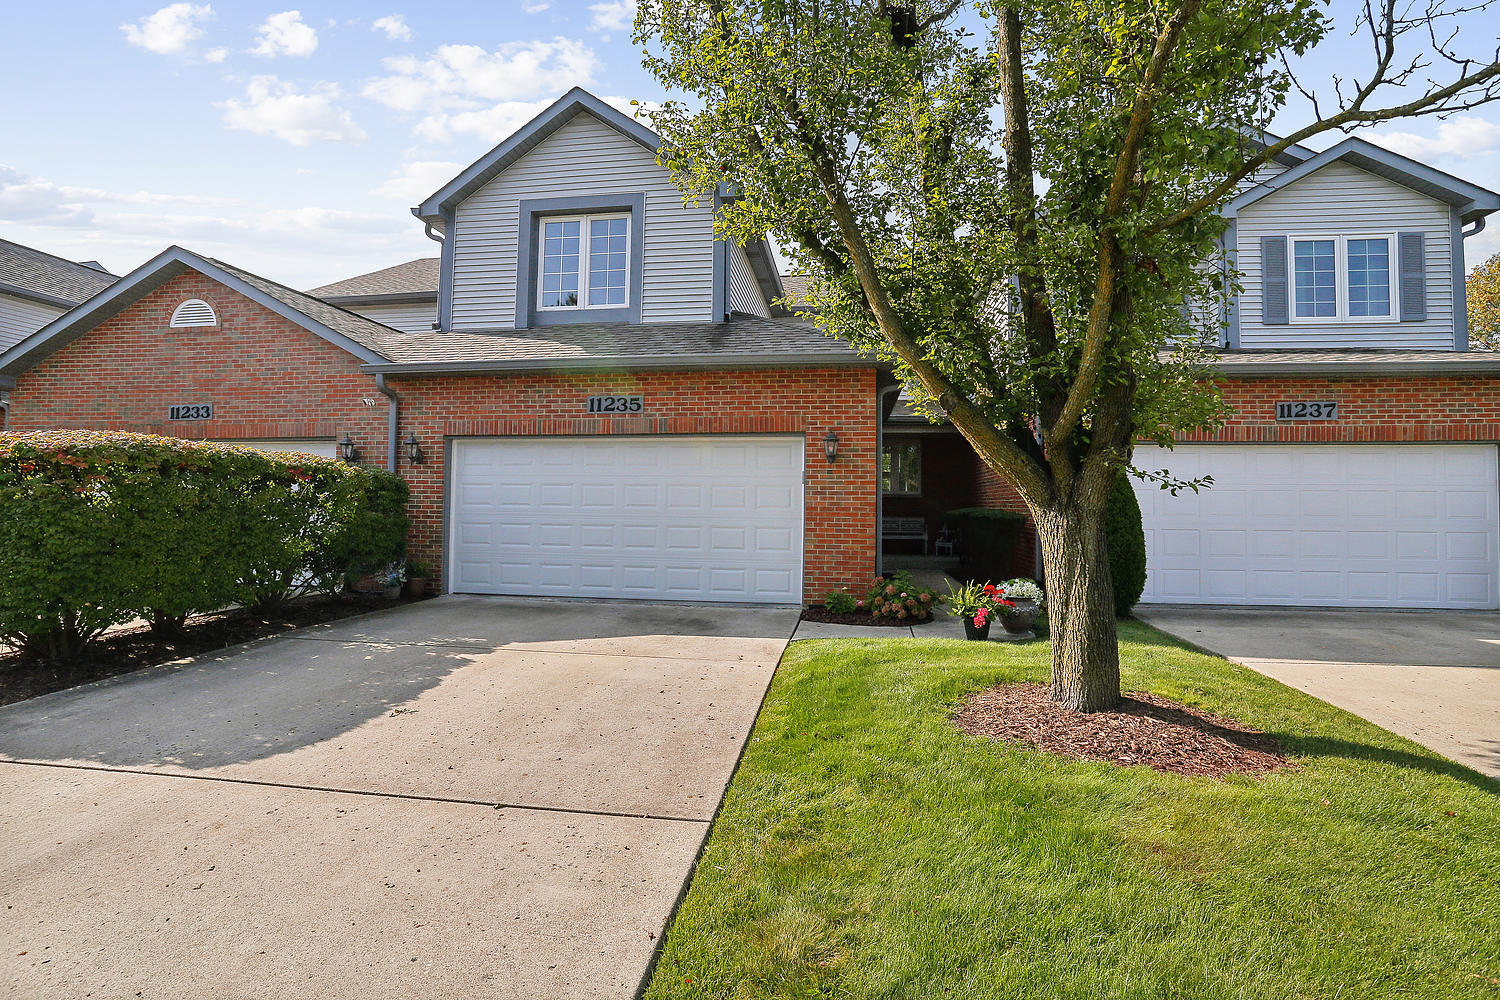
[
  {"xmin": 368, "ymin": 314, "xmax": 870, "ymax": 369},
  {"xmin": 307, "ymin": 258, "xmax": 439, "ymax": 300},
  {"xmin": 0, "ymin": 239, "xmax": 117, "ymax": 306},
  {"xmin": 210, "ymin": 258, "xmax": 411, "ymax": 359},
  {"xmin": 1206, "ymin": 348, "xmax": 1500, "ymax": 373}
]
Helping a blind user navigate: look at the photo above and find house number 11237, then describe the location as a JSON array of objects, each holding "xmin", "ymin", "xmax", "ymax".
[
  {"xmin": 585, "ymin": 395, "xmax": 644, "ymax": 414},
  {"xmin": 1275, "ymin": 400, "xmax": 1339, "ymax": 421}
]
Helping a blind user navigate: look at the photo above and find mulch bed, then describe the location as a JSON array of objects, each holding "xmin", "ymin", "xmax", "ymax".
[
  {"xmin": 0, "ymin": 593, "xmax": 416, "ymax": 708},
  {"xmin": 953, "ymin": 682, "xmax": 1291, "ymax": 778},
  {"xmin": 800, "ymin": 607, "xmax": 934, "ymax": 628}
]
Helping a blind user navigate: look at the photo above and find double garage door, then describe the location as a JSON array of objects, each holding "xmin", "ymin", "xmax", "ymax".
[
  {"xmin": 449, "ymin": 435, "xmax": 805, "ymax": 604},
  {"xmin": 1135, "ymin": 444, "xmax": 1499, "ymax": 609}
]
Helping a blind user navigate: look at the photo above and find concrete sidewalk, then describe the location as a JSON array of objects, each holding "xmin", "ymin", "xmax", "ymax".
[
  {"xmin": 0, "ymin": 596, "xmax": 799, "ymax": 999},
  {"xmin": 1138, "ymin": 605, "xmax": 1500, "ymax": 780}
]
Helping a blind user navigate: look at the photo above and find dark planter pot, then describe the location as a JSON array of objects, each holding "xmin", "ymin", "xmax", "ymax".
[
  {"xmin": 962, "ymin": 616, "xmax": 991, "ymax": 641},
  {"xmin": 383, "ymin": 584, "xmax": 402, "ymax": 600},
  {"xmin": 402, "ymin": 577, "xmax": 429, "ymax": 600},
  {"xmin": 1001, "ymin": 599, "xmax": 1040, "ymax": 636}
]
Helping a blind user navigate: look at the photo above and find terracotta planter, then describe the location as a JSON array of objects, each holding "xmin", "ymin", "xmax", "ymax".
[
  {"xmin": 962, "ymin": 616, "xmax": 991, "ymax": 641},
  {"xmin": 402, "ymin": 577, "xmax": 429, "ymax": 600},
  {"xmin": 1001, "ymin": 599, "xmax": 1040, "ymax": 636}
]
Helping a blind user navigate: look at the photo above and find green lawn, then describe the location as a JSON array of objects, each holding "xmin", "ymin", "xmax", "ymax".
[{"xmin": 644, "ymin": 624, "xmax": 1499, "ymax": 1000}]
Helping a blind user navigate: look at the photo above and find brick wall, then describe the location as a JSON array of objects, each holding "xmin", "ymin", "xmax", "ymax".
[
  {"xmin": 6, "ymin": 269, "xmax": 880, "ymax": 601},
  {"xmin": 389, "ymin": 367, "xmax": 879, "ymax": 598}
]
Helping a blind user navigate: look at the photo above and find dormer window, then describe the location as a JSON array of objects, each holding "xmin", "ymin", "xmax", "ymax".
[
  {"xmin": 170, "ymin": 298, "xmax": 217, "ymax": 328},
  {"xmin": 538, "ymin": 214, "xmax": 630, "ymax": 310}
]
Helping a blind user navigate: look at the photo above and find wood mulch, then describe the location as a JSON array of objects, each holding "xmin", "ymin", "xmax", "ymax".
[
  {"xmin": 954, "ymin": 681, "xmax": 1291, "ymax": 778},
  {"xmin": 0, "ymin": 593, "xmax": 417, "ymax": 708},
  {"xmin": 800, "ymin": 607, "xmax": 934, "ymax": 628}
]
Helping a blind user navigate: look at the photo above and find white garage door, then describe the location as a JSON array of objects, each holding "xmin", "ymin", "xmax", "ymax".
[
  {"xmin": 212, "ymin": 439, "xmax": 338, "ymax": 458},
  {"xmin": 1135, "ymin": 444, "xmax": 1499, "ymax": 609},
  {"xmin": 449, "ymin": 435, "xmax": 805, "ymax": 603}
]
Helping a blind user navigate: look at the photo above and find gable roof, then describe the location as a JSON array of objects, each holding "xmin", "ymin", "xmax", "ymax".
[
  {"xmin": 1225, "ymin": 136, "xmax": 1500, "ymax": 224},
  {"xmin": 413, "ymin": 88, "xmax": 661, "ymax": 222},
  {"xmin": 0, "ymin": 238, "xmax": 118, "ymax": 309},
  {"xmin": 307, "ymin": 257, "xmax": 439, "ymax": 303},
  {"xmin": 0, "ymin": 246, "xmax": 403, "ymax": 384}
]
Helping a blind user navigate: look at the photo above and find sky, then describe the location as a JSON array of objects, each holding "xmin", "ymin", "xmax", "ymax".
[{"xmin": 0, "ymin": 1, "xmax": 1497, "ymax": 290}]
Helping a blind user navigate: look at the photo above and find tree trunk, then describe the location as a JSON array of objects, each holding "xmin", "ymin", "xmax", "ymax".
[{"xmin": 1035, "ymin": 501, "xmax": 1121, "ymax": 712}]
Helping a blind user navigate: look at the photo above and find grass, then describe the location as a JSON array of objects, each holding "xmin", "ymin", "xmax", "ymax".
[{"xmin": 643, "ymin": 623, "xmax": 1499, "ymax": 1000}]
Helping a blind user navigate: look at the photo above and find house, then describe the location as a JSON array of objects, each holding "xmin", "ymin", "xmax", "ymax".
[
  {"xmin": 1, "ymin": 89, "xmax": 1497, "ymax": 609},
  {"xmin": 0, "ymin": 239, "xmax": 116, "ymax": 428}
]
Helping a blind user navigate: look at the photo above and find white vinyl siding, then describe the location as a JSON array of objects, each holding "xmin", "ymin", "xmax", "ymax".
[
  {"xmin": 0, "ymin": 293, "xmax": 65, "ymax": 351},
  {"xmin": 346, "ymin": 300, "xmax": 437, "ymax": 334},
  {"xmin": 450, "ymin": 113, "xmax": 717, "ymax": 330},
  {"xmin": 727, "ymin": 240, "xmax": 770, "ymax": 318},
  {"xmin": 1237, "ymin": 161, "xmax": 1453, "ymax": 348}
]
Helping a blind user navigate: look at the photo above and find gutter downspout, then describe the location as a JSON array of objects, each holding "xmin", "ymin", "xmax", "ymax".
[
  {"xmin": 376, "ymin": 374, "xmax": 399, "ymax": 473},
  {"xmin": 875, "ymin": 384, "xmax": 902, "ymax": 578}
]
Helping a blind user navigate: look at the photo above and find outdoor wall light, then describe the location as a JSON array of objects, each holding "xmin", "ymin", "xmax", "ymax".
[
  {"xmin": 824, "ymin": 430, "xmax": 840, "ymax": 464},
  {"xmin": 404, "ymin": 434, "xmax": 424, "ymax": 464},
  {"xmin": 338, "ymin": 435, "xmax": 359, "ymax": 463}
]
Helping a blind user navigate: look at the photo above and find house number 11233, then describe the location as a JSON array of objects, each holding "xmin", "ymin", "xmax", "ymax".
[{"xmin": 585, "ymin": 395, "xmax": 644, "ymax": 414}]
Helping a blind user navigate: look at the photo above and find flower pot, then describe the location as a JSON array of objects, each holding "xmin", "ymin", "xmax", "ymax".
[
  {"xmin": 383, "ymin": 584, "xmax": 402, "ymax": 600},
  {"xmin": 1001, "ymin": 598, "xmax": 1040, "ymax": 636},
  {"xmin": 402, "ymin": 577, "xmax": 429, "ymax": 600},
  {"xmin": 962, "ymin": 617, "xmax": 991, "ymax": 641}
]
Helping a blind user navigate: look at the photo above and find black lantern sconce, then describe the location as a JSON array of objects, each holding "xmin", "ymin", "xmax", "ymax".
[
  {"xmin": 404, "ymin": 434, "xmax": 424, "ymax": 464},
  {"xmin": 823, "ymin": 430, "xmax": 839, "ymax": 464},
  {"xmin": 337, "ymin": 435, "xmax": 359, "ymax": 463}
]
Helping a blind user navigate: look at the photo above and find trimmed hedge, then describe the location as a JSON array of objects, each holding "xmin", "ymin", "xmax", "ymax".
[
  {"xmin": 0, "ymin": 431, "xmax": 408, "ymax": 660},
  {"xmin": 946, "ymin": 507, "xmax": 1028, "ymax": 582},
  {"xmin": 1105, "ymin": 469, "xmax": 1148, "ymax": 617}
]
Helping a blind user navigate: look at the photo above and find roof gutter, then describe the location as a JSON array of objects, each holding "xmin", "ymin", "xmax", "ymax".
[
  {"xmin": 1213, "ymin": 357, "xmax": 1500, "ymax": 377},
  {"xmin": 0, "ymin": 281, "xmax": 80, "ymax": 310},
  {"xmin": 360, "ymin": 351, "xmax": 882, "ymax": 377},
  {"xmin": 322, "ymin": 291, "xmax": 439, "ymax": 307}
]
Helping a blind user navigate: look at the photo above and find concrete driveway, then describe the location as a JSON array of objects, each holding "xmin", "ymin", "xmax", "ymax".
[
  {"xmin": 0, "ymin": 596, "xmax": 798, "ymax": 999},
  {"xmin": 1138, "ymin": 605, "xmax": 1500, "ymax": 780}
]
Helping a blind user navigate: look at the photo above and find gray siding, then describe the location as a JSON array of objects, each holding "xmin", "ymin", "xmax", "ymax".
[
  {"xmin": 450, "ymin": 113, "xmax": 717, "ymax": 330},
  {"xmin": 346, "ymin": 300, "xmax": 437, "ymax": 334},
  {"xmin": 0, "ymin": 292, "xmax": 64, "ymax": 351},
  {"xmin": 727, "ymin": 240, "xmax": 770, "ymax": 318},
  {"xmin": 1237, "ymin": 161, "xmax": 1454, "ymax": 348}
]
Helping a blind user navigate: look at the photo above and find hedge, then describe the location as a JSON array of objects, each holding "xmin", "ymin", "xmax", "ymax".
[
  {"xmin": 1105, "ymin": 469, "xmax": 1148, "ymax": 617},
  {"xmin": 0, "ymin": 431, "xmax": 409, "ymax": 660},
  {"xmin": 945, "ymin": 507, "xmax": 1029, "ymax": 582}
]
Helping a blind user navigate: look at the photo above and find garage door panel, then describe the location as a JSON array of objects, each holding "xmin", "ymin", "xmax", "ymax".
[
  {"xmin": 450, "ymin": 436, "xmax": 804, "ymax": 604},
  {"xmin": 1137, "ymin": 444, "xmax": 1498, "ymax": 610}
]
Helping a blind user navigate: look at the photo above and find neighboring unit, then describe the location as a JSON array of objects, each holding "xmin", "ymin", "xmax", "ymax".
[{"xmin": 307, "ymin": 257, "xmax": 440, "ymax": 334}]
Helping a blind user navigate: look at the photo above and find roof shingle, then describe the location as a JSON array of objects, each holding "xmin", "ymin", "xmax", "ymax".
[
  {"xmin": 306, "ymin": 258, "xmax": 440, "ymax": 300},
  {"xmin": 0, "ymin": 239, "xmax": 117, "ymax": 306}
]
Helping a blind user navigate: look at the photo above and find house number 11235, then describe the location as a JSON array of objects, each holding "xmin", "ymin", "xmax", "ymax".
[{"xmin": 585, "ymin": 395, "xmax": 644, "ymax": 414}]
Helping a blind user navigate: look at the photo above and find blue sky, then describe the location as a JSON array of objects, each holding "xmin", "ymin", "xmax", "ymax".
[{"xmin": 0, "ymin": 1, "xmax": 1496, "ymax": 289}]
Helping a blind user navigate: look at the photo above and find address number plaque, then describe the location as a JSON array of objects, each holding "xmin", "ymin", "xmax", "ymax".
[
  {"xmin": 1274, "ymin": 400, "xmax": 1339, "ymax": 421},
  {"xmin": 168, "ymin": 403, "xmax": 214, "ymax": 421},
  {"xmin": 585, "ymin": 395, "xmax": 644, "ymax": 414}
]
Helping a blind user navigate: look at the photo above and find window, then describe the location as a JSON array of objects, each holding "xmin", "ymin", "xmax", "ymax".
[
  {"xmin": 169, "ymin": 298, "xmax": 217, "ymax": 328},
  {"xmin": 538, "ymin": 214, "xmax": 629, "ymax": 310},
  {"xmin": 883, "ymin": 442, "xmax": 921, "ymax": 495},
  {"xmin": 1291, "ymin": 234, "xmax": 1395, "ymax": 322}
]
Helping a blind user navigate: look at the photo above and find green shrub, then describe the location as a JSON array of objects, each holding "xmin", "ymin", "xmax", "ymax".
[
  {"xmin": 0, "ymin": 431, "xmax": 409, "ymax": 658},
  {"xmin": 1105, "ymin": 469, "xmax": 1148, "ymax": 617},
  {"xmin": 864, "ymin": 571, "xmax": 940, "ymax": 621},
  {"xmin": 822, "ymin": 589, "xmax": 859, "ymax": 614},
  {"xmin": 945, "ymin": 507, "xmax": 1028, "ymax": 581}
]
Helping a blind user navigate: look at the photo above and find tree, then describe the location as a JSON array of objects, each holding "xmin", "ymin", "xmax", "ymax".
[
  {"xmin": 1471, "ymin": 251, "xmax": 1500, "ymax": 350},
  {"xmin": 635, "ymin": 0, "xmax": 1500, "ymax": 710}
]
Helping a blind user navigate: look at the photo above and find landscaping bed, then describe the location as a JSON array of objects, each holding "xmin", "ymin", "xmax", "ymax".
[
  {"xmin": 0, "ymin": 593, "xmax": 414, "ymax": 707},
  {"xmin": 799, "ymin": 607, "xmax": 932, "ymax": 627},
  {"xmin": 644, "ymin": 624, "xmax": 1499, "ymax": 999}
]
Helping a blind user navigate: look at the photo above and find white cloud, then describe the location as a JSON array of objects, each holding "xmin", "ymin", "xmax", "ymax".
[
  {"xmin": 204, "ymin": 46, "xmax": 228, "ymax": 62},
  {"xmin": 413, "ymin": 100, "xmax": 554, "ymax": 142},
  {"xmin": 250, "ymin": 10, "xmax": 319, "ymax": 58},
  {"xmin": 121, "ymin": 3, "xmax": 213, "ymax": 56},
  {"xmin": 588, "ymin": 0, "xmax": 635, "ymax": 31},
  {"xmin": 371, "ymin": 160, "xmax": 464, "ymax": 201},
  {"xmin": 372, "ymin": 14, "xmax": 411, "ymax": 41},
  {"xmin": 1372, "ymin": 118, "xmax": 1500, "ymax": 161},
  {"xmin": 218, "ymin": 76, "xmax": 366, "ymax": 145},
  {"xmin": 523, "ymin": 1, "xmax": 551, "ymax": 11}
]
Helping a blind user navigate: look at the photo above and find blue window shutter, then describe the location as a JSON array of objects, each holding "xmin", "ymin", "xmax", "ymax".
[
  {"xmin": 1261, "ymin": 236, "xmax": 1289, "ymax": 325},
  {"xmin": 1398, "ymin": 232, "xmax": 1426, "ymax": 322}
]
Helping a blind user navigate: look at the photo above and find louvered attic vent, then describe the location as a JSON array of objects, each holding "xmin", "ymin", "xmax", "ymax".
[{"xmin": 170, "ymin": 298, "xmax": 217, "ymax": 328}]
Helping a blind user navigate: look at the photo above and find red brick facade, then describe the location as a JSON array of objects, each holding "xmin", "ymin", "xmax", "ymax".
[{"xmin": 5, "ymin": 272, "xmax": 881, "ymax": 600}]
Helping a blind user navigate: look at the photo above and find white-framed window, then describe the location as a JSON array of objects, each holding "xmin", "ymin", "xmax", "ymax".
[
  {"xmin": 538, "ymin": 214, "xmax": 630, "ymax": 310},
  {"xmin": 170, "ymin": 298, "xmax": 217, "ymax": 328},
  {"xmin": 1290, "ymin": 234, "xmax": 1396, "ymax": 322},
  {"xmin": 882, "ymin": 441, "xmax": 922, "ymax": 495}
]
